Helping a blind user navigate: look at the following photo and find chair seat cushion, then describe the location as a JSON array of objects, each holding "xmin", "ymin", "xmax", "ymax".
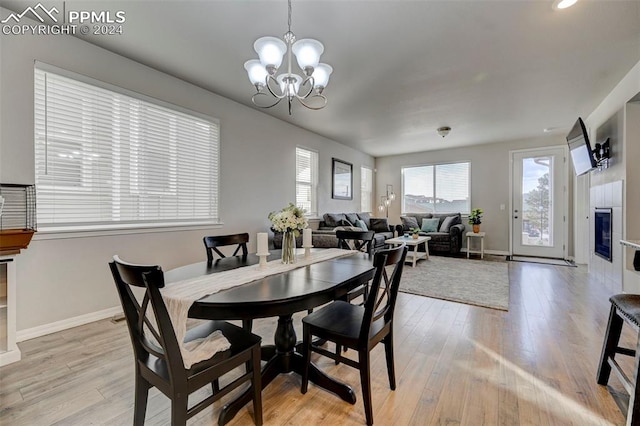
[{"xmin": 610, "ymin": 294, "xmax": 640, "ymax": 327}]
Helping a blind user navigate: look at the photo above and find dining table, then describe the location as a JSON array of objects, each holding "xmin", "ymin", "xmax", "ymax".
[{"xmin": 164, "ymin": 249, "xmax": 376, "ymax": 425}]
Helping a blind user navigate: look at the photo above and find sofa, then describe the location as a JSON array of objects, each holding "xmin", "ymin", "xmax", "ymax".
[
  {"xmin": 273, "ymin": 212, "xmax": 396, "ymax": 253},
  {"xmin": 396, "ymin": 212, "xmax": 465, "ymax": 255}
]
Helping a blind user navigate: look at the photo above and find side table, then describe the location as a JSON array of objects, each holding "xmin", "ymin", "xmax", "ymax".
[{"xmin": 466, "ymin": 232, "xmax": 486, "ymax": 259}]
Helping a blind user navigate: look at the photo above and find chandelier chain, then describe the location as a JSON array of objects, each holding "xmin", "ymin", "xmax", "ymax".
[{"xmin": 287, "ymin": 0, "xmax": 292, "ymax": 33}]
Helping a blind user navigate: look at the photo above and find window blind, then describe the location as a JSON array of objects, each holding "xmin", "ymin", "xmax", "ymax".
[
  {"xmin": 361, "ymin": 166, "xmax": 373, "ymax": 212},
  {"xmin": 295, "ymin": 147, "xmax": 318, "ymax": 216},
  {"xmin": 34, "ymin": 65, "xmax": 220, "ymax": 229},
  {"xmin": 402, "ymin": 162, "xmax": 470, "ymax": 214}
]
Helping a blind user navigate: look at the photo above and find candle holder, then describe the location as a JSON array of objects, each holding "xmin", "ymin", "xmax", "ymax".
[
  {"xmin": 302, "ymin": 244, "xmax": 313, "ymax": 258},
  {"xmin": 256, "ymin": 252, "xmax": 270, "ymax": 268}
]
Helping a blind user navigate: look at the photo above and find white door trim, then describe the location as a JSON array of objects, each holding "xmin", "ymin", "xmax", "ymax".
[{"xmin": 508, "ymin": 145, "xmax": 569, "ymax": 259}]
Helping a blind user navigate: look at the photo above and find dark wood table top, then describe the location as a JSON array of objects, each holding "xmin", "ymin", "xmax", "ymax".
[{"xmin": 164, "ymin": 250, "xmax": 376, "ymax": 320}]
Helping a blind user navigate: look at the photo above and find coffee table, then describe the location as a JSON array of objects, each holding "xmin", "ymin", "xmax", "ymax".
[{"xmin": 385, "ymin": 235, "xmax": 431, "ymax": 267}]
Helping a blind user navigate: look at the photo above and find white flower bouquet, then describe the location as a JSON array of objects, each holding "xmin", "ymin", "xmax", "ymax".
[{"xmin": 268, "ymin": 203, "xmax": 308, "ymax": 236}]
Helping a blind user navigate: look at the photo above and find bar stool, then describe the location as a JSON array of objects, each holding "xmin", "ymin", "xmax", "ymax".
[{"xmin": 597, "ymin": 294, "xmax": 640, "ymax": 425}]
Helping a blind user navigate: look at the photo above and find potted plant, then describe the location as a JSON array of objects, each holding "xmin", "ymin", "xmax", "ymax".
[
  {"xmin": 411, "ymin": 227, "xmax": 420, "ymax": 239},
  {"xmin": 469, "ymin": 208, "xmax": 483, "ymax": 233}
]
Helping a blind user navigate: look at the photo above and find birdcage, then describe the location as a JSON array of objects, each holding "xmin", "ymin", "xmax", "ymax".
[{"xmin": 0, "ymin": 184, "xmax": 37, "ymax": 255}]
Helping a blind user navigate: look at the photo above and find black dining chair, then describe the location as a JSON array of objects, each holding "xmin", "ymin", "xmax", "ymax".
[
  {"xmin": 336, "ymin": 229, "xmax": 375, "ymax": 255},
  {"xmin": 203, "ymin": 233, "xmax": 249, "ymax": 263},
  {"xmin": 300, "ymin": 244, "xmax": 408, "ymax": 426},
  {"xmin": 336, "ymin": 229, "xmax": 376, "ymax": 306},
  {"xmin": 109, "ymin": 256, "xmax": 263, "ymax": 426},
  {"xmin": 203, "ymin": 233, "xmax": 253, "ymax": 332}
]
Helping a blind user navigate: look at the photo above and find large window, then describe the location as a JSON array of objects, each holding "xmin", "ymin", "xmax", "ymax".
[
  {"xmin": 361, "ymin": 166, "xmax": 373, "ymax": 212},
  {"xmin": 295, "ymin": 147, "xmax": 318, "ymax": 216},
  {"xmin": 402, "ymin": 162, "xmax": 470, "ymax": 214},
  {"xmin": 34, "ymin": 64, "xmax": 220, "ymax": 230}
]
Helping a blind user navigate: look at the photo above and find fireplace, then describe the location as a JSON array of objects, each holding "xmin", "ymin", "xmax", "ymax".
[{"xmin": 594, "ymin": 208, "xmax": 612, "ymax": 262}]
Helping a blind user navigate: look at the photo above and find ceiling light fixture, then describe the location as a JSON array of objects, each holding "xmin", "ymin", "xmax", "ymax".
[
  {"xmin": 437, "ymin": 126, "xmax": 451, "ymax": 138},
  {"xmin": 244, "ymin": 0, "xmax": 333, "ymax": 115},
  {"xmin": 553, "ymin": 0, "xmax": 578, "ymax": 10}
]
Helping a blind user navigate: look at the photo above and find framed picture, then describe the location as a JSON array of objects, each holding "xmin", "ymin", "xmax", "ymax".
[{"xmin": 332, "ymin": 158, "xmax": 353, "ymax": 200}]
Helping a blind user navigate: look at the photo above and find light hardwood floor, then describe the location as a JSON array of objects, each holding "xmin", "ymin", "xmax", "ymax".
[{"xmin": 0, "ymin": 260, "xmax": 633, "ymax": 425}]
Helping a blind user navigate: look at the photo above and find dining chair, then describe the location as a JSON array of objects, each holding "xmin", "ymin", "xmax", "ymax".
[
  {"xmin": 300, "ymin": 244, "xmax": 408, "ymax": 426},
  {"xmin": 203, "ymin": 233, "xmax": 249, "ymax": 263},
  {"xmin": 109, "ymin": 256, "xmax": 263, "ymax": 426},
  {"xmin": 336, "ymin": 229, "xmax": 375, "ymax": 255},
  {"xmin": 336, "ymin": 229, "xmax": 376, "ymax": 306},
  {"xmin": 203, "ymin": 233, "xmax": 253, "ymax": 332}
]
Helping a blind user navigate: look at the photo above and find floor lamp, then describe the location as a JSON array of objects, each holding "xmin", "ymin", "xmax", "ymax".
[{"xmin": 377, "ymin": 184, "xmax": 395, "ymax": 218}]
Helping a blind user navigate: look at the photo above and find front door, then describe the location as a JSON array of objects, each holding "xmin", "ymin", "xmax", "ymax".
[{"xmin": 511, "ymin": 147, "xmax": 567, "ymax": 259}]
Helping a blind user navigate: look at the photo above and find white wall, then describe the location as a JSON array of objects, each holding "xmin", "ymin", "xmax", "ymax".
[
  {"xmin": 374, "ymin": 135, "xmax": 566, "ymax": 253},
  {"xmin": 584, "ymin": 60, "xmax": 640, "ymax": 293},
  {"xmin": 0, "ymin": 9, "xmax": 373, "ymax": 334}
]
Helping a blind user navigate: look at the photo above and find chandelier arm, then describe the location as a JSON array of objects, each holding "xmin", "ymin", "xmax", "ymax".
[
  {"xmin": 251, "ymin": 92, "xmax": 284, "ymax": 109},
  {"xmin": 297, "ymin": 94, "xmax": 328, "ymax": 110},
  {"xmin": 264, "ymin": 75, "xmax": 287, "ymax": 100},
  {"xmin": 291, "ymin": 76, "xmax": 316, "ymax": 100}
]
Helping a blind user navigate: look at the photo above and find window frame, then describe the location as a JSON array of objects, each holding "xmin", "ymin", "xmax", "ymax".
[
  {"xmin": 360, "ymin": 165, "xmax": 373, "ymax": 213},
  {"xmin": 295, "ymin": 146, "xmax": 318, "ymax": 217},
  {"xmin": 401, "ymin": 161, "xmax": 471, "ymax": 215},
  {"xmin": 33, "ymin": 62, "xmax": 221, "ymax": 235}
]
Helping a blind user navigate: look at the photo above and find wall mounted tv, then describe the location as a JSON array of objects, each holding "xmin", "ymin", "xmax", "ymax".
[{"xmin": 566, "ymin": 117, "xmax": 597, "ymax": 176}]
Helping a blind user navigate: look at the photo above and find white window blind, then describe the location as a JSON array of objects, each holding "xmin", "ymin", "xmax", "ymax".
[
  {"xmin": 402, "ymin": 162, "xmax": 470, "ymax": 214},
  {"xmin": 34, "ymin": 65, "xmax": 220, "ymax": 229},
  {"xmin": 361, "ymin": 166, "xmax": 373, "ymax": 212},
  {"xmin": 295, "ymin": 147, "xmax": 318, "ymax": 216}
]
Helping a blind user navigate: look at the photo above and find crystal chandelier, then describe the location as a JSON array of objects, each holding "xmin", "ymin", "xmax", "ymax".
[{"xmin": 244, "ymin": 0, "xmax": 333, "ymax": 115}]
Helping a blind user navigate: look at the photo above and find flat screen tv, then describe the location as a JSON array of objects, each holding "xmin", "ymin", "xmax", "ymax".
[{"xmin": 566, "ymin": 117, "xmax": 596, "ymax": 176}]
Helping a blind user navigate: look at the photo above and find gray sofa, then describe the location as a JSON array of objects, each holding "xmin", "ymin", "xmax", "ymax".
[
  {"xmin": 273, "ymin": 212, "xmax": 395, "ymax": 252},
  {"xmin": 396, "ymin": 212, "xmax": 465, "ymax": 255}
]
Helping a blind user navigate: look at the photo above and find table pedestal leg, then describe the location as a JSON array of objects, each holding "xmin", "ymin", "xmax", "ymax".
[{"xmin": 218, "ymin": 314, "xmax": 355, "ymax": 425}]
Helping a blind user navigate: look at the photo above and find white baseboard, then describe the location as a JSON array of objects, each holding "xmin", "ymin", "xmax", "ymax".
[
  {"xmin": 0, "ymin": 348, "xmax": 22, "ymax": 366},
  {"xmin": 17, "ymin": 306, "xmax": 123, "ymax": 342}
]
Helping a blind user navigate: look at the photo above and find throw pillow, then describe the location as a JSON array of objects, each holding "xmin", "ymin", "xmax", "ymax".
[
  {"xmin": 339, "ymin": 218, "xmax": 354, "ymax": 226},
  {"xmin": 345, "ymin": 213, "xmax": 359, "ymax": 226},
  {"xmin": 357, "ymin": 212, "xmax": 371, "ymax": 228},
  {"xmin": 401, "ymin": 216, "xmax": 419, "ymax": 231},
  {"xmin": 324, "ymin": 213, "xmax": 346, "ymax": 227},
  {"xmin": 439, "ymin": 215, "xmax": 461, "ymax": 232},
  {"xmin": 421, "ymin": 218, "xmax": 439, "ymax": 233},
  {"xmin": 369, "ymin": 218, "xmax": 389, "ymax": 233},
  {"xmin": 355, "ymin": 219, "xmax": 369, "ymax": 231}
]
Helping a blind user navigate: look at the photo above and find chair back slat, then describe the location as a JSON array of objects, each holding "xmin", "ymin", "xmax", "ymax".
[
  {"xmin": 203, "ymin": 233, "xmax": 250, "ymax": 262},
  {"xmin": 110, "ymin": 256, "xmax": 184, "ymax": 381},
  {"xmin": 336, "ymin": 230, "xmax": 375, "ymax": 254},
  {"xmin": 360, "ymin": 245, "xmax": 407, "ymax": 340}
]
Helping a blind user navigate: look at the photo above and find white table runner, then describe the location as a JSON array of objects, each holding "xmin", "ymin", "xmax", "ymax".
[{"xmin": 161, "ymin": 248, "xmax": 357, "ymax": 368}]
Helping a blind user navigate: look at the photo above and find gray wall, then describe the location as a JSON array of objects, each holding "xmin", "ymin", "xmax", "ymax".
[
  {"xmin": 0, "ymin": 9, "xmax": 373, "ymax": 332},
  {"xmin": 375, "ymin": 135, "xmax": 568, "ymax": 253}
]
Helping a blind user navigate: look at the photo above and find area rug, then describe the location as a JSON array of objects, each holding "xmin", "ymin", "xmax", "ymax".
[{"xmin": 399, "ymin": 256, "xmax": 509, "ymax": 311}]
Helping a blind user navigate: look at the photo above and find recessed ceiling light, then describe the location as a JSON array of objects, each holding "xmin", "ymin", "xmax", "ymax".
[{"xmin": 553, "ymin": 0, "xmax": 578, "ymax": 10}]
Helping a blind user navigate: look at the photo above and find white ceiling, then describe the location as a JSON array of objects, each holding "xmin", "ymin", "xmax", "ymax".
[{"xmin": 2, "ymin": 0, "xmax": 639, "ymax": 157}]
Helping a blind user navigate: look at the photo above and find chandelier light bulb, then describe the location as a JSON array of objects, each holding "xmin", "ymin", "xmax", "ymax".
[
  {"xmin": 378, "ymin": 204, "xmax": 385, "ymax": 212},
  {"xmin": 244, "ymin": 60, "xmax": 268, "ymax": 86},
  {"xmin": 292, "ymin": 38, "xmax": 324, "ymax": 73},
  {"xmin": 311, "ymin": 63, "xmax": 333, "ymax": 89},
  {"xmin": 254, "ymin": 36, "xmax": 287, "ymax": 69},
  {"xmin": 276, "ymin": 73, "xmax": 302, "ymax": 97},
  {"xmin": 389, "ymin": 191, "xmax": 395, "ymax": 201}
]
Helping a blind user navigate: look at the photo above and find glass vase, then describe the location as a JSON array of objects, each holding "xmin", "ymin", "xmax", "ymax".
[{"xmin": 281, "ymin": 230, "xmax": 297, "ymax": 264}]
